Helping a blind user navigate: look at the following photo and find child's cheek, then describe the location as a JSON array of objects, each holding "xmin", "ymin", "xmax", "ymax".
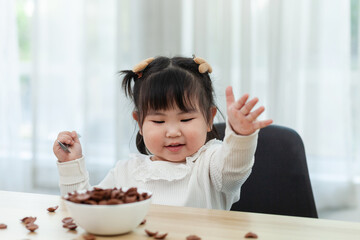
[
  {"xmin": 142, "ymin": 125, "xmax": 162, "ymax": 151},
  {"xmin": 185, "ymin": 125, "xmax": 207, "ymax": 150}
]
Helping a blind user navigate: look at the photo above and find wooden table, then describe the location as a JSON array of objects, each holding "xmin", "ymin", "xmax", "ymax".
[{"xmin": 0, "ymin": 190, "xmax": 360, "ymax": 239}]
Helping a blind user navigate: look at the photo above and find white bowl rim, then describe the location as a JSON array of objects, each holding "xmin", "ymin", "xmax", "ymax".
[{"xmin": 63, "ymin": 187, "xmax": 152, "ymax": 208}]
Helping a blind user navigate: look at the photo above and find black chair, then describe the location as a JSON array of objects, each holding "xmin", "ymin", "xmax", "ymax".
[{"xmin": 214, "ymin": 123, "xmax": 318, "ymax": 218}]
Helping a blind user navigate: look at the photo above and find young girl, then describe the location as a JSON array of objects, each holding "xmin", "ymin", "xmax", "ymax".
[{"xmin": 53, "ymin": 56, "xmax": 272, "ymax": 210}]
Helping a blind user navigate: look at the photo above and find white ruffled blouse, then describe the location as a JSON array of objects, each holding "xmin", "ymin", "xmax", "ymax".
[
  {"xmin": 131, "ymin": 139, "xmax": 215, "ymax": 183},
  {"xmin": 57, "ymin": 125, "xmax": 258, "ymax": 210}
]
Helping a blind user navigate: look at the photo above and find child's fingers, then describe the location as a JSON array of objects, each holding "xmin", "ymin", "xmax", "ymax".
[
  {"xmin": 53, "ymin": 143, "xmax": 62, "ymax": 151},
  {"xmin": 240, "ymin": 97, "xmax": 258, "ymax": 115},
  {"xmin": 71, "ymin": 131, "xmax": 81, "ymax": 143},
  {"xmin": 253, "ymin": 119, "xmax": 273, "ymax": 130},
  {"xmin": 225, "ymin": 86, "xmax": 235, "ymax": 107},
  {"xmin": 71, "ymin": 131, "xmax": 76, "ymax": 139},
  {"xmin": 57, "ymin": 132, "xmax": 75, "ymax": 145},
  {"xmin": 226, "ymin": 86, "xmax": 251, "ymax": 111},
  {"xmin": 57, "ymin": 131, "xmax": 72, "ymax": 138},
  {"xmin": 246, "ymin": 106, "xmax": 265, "ymax": 122},
  {"xmin": 59, "ymin": 136, "xmax": 74, "ymax": 146},
  {"xmin": 234, "ymin": 94, "xmax": 249, "ymax": 110}
]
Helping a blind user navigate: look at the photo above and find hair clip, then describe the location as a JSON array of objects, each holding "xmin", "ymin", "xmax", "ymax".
[
  {"xmin": 193, "ymin": 56, "xmax": 212, "ymax": 74},
  {"xmin": 132, "ymin": 57, "xmax": 155, "ymax": 78}
]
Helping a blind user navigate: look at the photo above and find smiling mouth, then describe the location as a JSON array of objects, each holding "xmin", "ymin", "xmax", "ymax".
[{"xmin": 165, "ymin": 144, "xmax": 184, "ymax": 152}]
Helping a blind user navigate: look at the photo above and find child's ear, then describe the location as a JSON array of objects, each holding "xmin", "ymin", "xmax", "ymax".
[
  {"xmin": 208, "ymin": 107, "xmax": 217, "ymax": 132},
  {"xmin": 132, "ymin": 111, "xmax": 142, "ymax": 135}
]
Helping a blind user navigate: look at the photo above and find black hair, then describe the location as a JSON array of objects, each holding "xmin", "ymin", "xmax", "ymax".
[{"xmin": 120, "ymin": 56, "xmax": 220, "ymax": 154}]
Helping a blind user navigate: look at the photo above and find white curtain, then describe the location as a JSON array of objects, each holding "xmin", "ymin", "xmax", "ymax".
[
  {"xmin": 238, "ymin": 0, "xmax": 356, "ymax": 211},
  {"xmin": 1, "ymin": 0, "xmax": 359, "ymax": 212},
  {"xmin": 32, "ymin": 0, "xmax": 121, "ymax": 188},
  {"xmin": 0, "ymin": 0, "xmax": 30, "ymax": 191},
  {"xmin": 184, "ymin": 0, "xmax": 357, "ymax": 210}
]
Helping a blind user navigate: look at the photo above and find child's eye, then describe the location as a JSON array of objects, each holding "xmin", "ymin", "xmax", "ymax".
[
  {"xmin": 152, "ymin": 120, "xmax": 165, "ymax": 124},
  {"xmin": 181, "ymin": 118, "xmax": 194, "ymax": 122}
]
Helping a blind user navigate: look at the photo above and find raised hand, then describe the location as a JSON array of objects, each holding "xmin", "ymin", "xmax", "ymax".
[
  {"xmin": 226, "ymin": 86, "xmax": 273, "ymax": 136},
  {"xmin": 53, "ymin": 131, "xmax": 82, "ymax": 162}
]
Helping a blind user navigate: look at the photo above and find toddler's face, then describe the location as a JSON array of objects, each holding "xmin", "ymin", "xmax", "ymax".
[{"xmin": 140, "ymin": 105, "xmax": 211, "ymax": 162}]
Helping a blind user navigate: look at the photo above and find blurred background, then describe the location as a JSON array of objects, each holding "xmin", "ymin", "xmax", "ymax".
[{"xmin": 1, "ymin": 0, "xmax": 360, "ymax": 221}]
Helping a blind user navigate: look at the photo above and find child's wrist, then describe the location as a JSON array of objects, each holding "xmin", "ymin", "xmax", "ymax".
[{"xmin": 58, "ymin": 155, "xmax": 83, "ymax": 163}]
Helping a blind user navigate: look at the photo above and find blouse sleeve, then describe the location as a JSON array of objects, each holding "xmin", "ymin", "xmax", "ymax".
[
  {"xmin": 209, "ymin": 121, "xmax": 258, "ymax": 195},
  {"xmin": 57, "ymin": 156, "xmax": 126, "ymax": 196},
  {"xmin": 57, "ymin": 156, "xmax": 91, "ymax": 196}
]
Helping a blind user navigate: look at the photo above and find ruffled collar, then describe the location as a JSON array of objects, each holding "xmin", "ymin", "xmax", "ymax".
[
  {"xmin": 131, "ymin": 139, "xmax": 221, "ymax": 182},
  {"xmin": 185, "ymin": 138, "xmax": 221, "ymax": 162}
]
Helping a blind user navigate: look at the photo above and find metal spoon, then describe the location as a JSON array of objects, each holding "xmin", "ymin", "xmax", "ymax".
[{"xmin": 57, "ymin": 133, "xmax": 81, "ymax": 153}]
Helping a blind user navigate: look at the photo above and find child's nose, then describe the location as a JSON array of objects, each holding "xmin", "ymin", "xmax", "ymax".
[{"xmin": 165, "ymin": 126, "xmax": 182, "ymax": 138}]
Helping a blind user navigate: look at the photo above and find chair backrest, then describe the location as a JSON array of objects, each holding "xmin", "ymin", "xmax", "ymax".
[{"xmin": 214, "ymin": 123, "xmax": 318, "ymax": 218}]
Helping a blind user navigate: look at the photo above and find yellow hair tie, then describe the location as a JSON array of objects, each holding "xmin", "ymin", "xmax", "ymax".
[
  {"xmin": 132, "ymin": 57, "xmax": 155, "ymax": 78},
  {"xmin": 193, "ymin": 57, "xmax": 212, "ymax": 73}
]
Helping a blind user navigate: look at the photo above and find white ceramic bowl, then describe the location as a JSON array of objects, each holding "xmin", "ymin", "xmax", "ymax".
[{"xmin": 64, "ymin": 188, "xmax": 152, "ymax": 235}]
